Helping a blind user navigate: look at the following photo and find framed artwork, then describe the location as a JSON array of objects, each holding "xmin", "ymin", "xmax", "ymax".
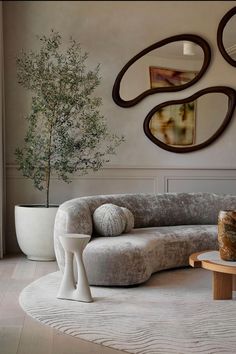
[
  {"xmin": 149, "ymin": 66, "xmax": 196, "ymax": 146},
  {"xmin": 149, "ymin": 66, "xmax": 196, "ymax": 88},
  {"xmin": 149, "ymin": 102, "xmax": 196, "ymax": 146}
]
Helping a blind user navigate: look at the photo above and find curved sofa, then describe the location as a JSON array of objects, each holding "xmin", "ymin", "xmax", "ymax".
[{"xmin": 54, "ymin": 192, "xmax": 236, "ymax": 286}]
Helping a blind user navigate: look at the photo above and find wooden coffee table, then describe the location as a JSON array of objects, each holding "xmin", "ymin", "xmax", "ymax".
[{"xmin": 189, "ymin": 250, "xmax": 236, "ymax": 300}]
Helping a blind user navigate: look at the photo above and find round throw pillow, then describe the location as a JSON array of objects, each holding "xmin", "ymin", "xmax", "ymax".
[
  {"xmin": 121, "ymin": 207, "xmax": 134, "ymax": 233},
  {"xmin": 93, "ymin": 203, "xmax": 126, "ymax": 236}
]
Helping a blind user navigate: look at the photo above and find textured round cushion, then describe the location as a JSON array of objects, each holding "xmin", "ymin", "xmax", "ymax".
[
  {"xmin": 121, "ymin": 207, "xmax": 134, "ymax": 233},
  {"xmin": 93, "ymin": 204, "xmax": 126, "ymax": 236}
]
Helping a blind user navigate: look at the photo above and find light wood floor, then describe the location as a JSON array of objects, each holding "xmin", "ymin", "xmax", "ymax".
[{"xmin": 0, "ymin": 255, "xmax": 125, "ymax": 354}]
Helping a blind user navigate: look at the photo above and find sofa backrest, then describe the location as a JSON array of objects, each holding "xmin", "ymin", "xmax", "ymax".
[
  {"xmin": 79, "ymin": 192, "xmax": 236, "ymax": 229},
  {"xmin": 54, "ymin": 192, "xmax": 236, "ymax": 271}
]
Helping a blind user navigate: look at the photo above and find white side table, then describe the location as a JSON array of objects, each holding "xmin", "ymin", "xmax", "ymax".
[{"xmin": 57, "ymin": 234, "xmax": 93, "ymax": 303}]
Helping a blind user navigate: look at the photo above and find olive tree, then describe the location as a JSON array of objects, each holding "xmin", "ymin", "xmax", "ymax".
[{"xmin": 15, "ymin": 30, "xmax": 124, "ymax": 207}]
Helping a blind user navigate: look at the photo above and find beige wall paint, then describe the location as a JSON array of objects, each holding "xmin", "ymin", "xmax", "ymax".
[
  {"xmin": 3, "ymin": 1, "xmax": 236, "ymax": 252},
  {"xmin": 3, "ymin": 0, "xmax": 236, "ymax": 168}
]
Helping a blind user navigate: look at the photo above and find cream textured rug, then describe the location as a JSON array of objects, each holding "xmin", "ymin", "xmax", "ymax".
[{"xmin": 19, "ymin": 268, "xmax": 236, "ymax": 354}]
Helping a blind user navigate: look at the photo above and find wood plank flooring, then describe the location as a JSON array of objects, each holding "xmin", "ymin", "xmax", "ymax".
[{"xmin": 0, "ymin": 256, "xmax": 124, "ymax": 354}]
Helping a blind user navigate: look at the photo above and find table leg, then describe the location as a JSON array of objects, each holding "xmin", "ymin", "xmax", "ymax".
[
  {"xmin": 74, "ymin": 251, "xmax": 93, "ymax": 302},
  {"xmin": 57, "ymin": 251, "xmax": 75, "ymax": 300},
  {"xmin": 233, "ymin": 275, "xmax": 236, "ymax": 291},
  {"xmin": 213, "ymin": 271, "xmax": 232, "ymax": 300},
  {"xmin": 57, "ymin": 234, "xmax": 93, "ymax": 303}
]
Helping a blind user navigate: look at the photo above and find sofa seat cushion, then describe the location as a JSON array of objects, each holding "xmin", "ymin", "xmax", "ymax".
[{"xmin": 83, "ymin": 225, "xmax": 218, "ymax": 286}]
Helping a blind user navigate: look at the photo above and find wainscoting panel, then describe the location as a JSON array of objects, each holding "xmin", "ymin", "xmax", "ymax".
[
  {"xmin": 166, "ymin": 177, "xmax": 236, "ymax": 194},
  {"xmin": 6, "ymin": 165, "xmax": 236, "ymax": 253}
]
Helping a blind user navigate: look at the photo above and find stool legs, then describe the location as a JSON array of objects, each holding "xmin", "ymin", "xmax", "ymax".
[
  {"xmin": 57, "ymin": 234, "xmax": 93, "ymax": 303},
  {"xmin": 74, "ymin": 250, "xmax": 92, "ymax": 302},
  {"xmin": 57, "ymin": 250, "xmax": 76, "ymax": 300}
]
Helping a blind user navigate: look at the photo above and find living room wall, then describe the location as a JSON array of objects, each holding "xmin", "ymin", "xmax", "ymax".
[{"xmin": 3, "ymin": 1, "xmax": 236, "ymax": 252}]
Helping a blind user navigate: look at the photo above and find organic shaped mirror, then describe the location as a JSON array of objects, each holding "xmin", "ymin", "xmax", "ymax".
[
  {"xmin": 143, "ymin": 87, "xmax": 236, "ymax": 153},
  {"xmin": 217, "ymin": 7, "xmax": 236, "ymax": 67},
  {"xmin": 112, "ymin": 34, "xmax": 211, "ymax": 107}
]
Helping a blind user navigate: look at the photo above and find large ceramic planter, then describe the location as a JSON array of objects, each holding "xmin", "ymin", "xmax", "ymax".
[
  {"xmin": 218, "ymin": 210, "xmax": 236, "ymax": 261},
  {"xmin": 15, "ymin": 205, "xmax": 58, "ymax": 261}
]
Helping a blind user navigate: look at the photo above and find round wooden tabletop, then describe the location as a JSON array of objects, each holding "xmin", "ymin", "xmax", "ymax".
[{"xmin": 189, "ymin": 250, "xmax": 236, "ymax": 275}]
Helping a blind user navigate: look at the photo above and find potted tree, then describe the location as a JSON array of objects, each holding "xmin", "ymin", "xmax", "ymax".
[{"xmin": 14, "ymin": 30, "xmax": 124, "ymax": 261}]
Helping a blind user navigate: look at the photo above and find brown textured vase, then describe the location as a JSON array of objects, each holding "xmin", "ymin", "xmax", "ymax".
[{"xmin": 218, "ymin": 210, "xmax": 236, "ymax": 261}]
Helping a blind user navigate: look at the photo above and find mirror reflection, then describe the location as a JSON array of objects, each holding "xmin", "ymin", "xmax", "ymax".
[
  {"xmin": 148, "ymin": 93, "xmax": 228, "ymax": 147},
  {"xmin": 223, "ymin": 13, "xmax": 236, "ymax": 60},
  {"xmin": 120, "ymin": 41, "xmax": 204, "ymax": 101}
]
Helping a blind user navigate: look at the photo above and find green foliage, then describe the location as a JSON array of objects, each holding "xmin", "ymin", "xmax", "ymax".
[{"xmin": 15, "ymin": 30, "xmax": 124, "ymax": 207}]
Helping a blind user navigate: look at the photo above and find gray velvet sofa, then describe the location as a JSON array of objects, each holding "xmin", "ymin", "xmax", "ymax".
[{"xmin": 54, "ymin": 192, "xmax": 236, "ymax": 286}]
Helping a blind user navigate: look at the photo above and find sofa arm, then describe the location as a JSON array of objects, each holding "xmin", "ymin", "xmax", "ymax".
[{"xmin": 54, "ymin": 198, "xmax": 93, "ymax": 272}]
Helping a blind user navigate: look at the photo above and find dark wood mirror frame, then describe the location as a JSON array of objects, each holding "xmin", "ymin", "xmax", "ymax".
[
  {"xmin": 217, "ymin": 7, "xmax": 236, "ymax": 67},
  {"xmin": 143, "ymin": 86, "xmax": 236, "ymax": 153},
  {"xmin": 112, "ymin": 34, "xmax": 211, "ymax": 108}
]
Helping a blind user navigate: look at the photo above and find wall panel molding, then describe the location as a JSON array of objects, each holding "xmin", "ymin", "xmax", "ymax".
[
  {"xmin": 6, "ymin": 164, "xmax": 236, "ymax": 253},
  {"xmin": 165, "ymin": 176, "xmax": 236, "ymax": 193},
  {"xmin": 7, "ymin": 164, "xmax": 236, "ymax": 194}
]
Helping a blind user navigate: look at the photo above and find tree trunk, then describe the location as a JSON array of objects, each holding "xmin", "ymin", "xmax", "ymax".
[
  {"xmin": 45, "ymin": 168, "xmax": 50, "ymax": 208},
  {"xmin": 45, "ymin": 122, "xmax": 53, "ymax": 208},
  {"xmin": 46, "ymin": 180, "xmax": 50, "ymax": 208}
]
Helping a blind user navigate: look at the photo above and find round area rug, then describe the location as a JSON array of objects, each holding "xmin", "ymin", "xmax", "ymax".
[{"xmin": 19, "ymin": 268, "xmax": 236, "ymax": 354}]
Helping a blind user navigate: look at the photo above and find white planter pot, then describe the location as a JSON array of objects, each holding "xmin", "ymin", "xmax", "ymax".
[{"xmin": 15, "ymin": 205, "xmax": 58, "ymax": 261}]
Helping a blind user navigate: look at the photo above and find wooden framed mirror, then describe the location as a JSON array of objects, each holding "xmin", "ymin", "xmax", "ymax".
[
  {"xmin": 217, "ymin": 7, "xmax": 236, "ymax": 67},
  {"xmin": 112, "ymin": 34, "xmax": 211, "ymax": 108},
  {"xmin": 143, "ymin": 86, "xmax": 236, "ymax": 153}
]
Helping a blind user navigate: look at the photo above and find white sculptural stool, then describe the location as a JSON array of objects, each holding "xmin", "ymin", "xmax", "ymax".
[{"xmin": 57, "ymin": 234, "xmax": 93, "ymax": 303}]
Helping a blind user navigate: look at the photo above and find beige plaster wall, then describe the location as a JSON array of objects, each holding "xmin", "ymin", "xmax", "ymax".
[
  {"xmin": 3, "ymin": 1, "xmax": 236, "ymax": 252},
  {"xmin": 3, "ymin": 1, "xmax": 236, "ymax": 168}
]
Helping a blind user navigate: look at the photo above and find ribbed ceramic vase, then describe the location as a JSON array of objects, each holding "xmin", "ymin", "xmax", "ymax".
[{"xmin": 218, "ymin": 210, "xmax": 236, "ymax": 261}]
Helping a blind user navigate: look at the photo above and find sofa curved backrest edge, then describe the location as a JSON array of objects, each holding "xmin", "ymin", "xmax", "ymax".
[{"xmin": 54, "ymin": 192, "xmax": 236, "ymax": 272}]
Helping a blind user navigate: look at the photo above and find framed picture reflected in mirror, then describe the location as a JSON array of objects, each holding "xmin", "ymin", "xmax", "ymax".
[
  {"xmin": 149, "ymin": 101, "xmax": 196, "ymax": 146},
  {"xmin": 149, "ymin": 66, "xmax": 197, "ymax": 146},
  {"xmin": 149, "ymin": 66, "xmax": 196, "ymax": 88}
]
